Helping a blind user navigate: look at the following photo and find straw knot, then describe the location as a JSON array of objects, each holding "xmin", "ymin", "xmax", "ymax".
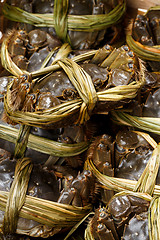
[{"xmin": 57, "ymin": 58, "xmax": 98, "ymax": 124}]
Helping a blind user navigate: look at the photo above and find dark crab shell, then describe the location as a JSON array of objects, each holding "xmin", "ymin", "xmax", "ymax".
[
  {"xmin": 86, "ymin": 194, "xmax": 149, "ymax": 240},
  {"xmin": 115, "ymin": 129, "xmax": 154, "ymax": 181},
  {"xmin": 122, "ymin": 212, "xmax": 149, "ymax": 240},
  {"xmin": 129, "ymin": 8, "xmax": 160, "ymax": 71},
  {"xmin": 143, "ymin": 88, "xmax": 160, "ymax": 118},
  {"xmin": 107, "ymin": 194, "xmax": 149, "ymax": 237}
]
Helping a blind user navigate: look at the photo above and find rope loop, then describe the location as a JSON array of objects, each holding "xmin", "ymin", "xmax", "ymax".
[{"xmin": 57, "ymin": 58, "xmax": 98, "ymax": 124}]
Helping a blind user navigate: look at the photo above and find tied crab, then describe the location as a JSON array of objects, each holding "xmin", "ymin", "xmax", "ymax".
[
  {"xmin": 85, "ymin": 194, "xmax": 149, "ymax": 239},
  {"xmin": 2, "ymin": 33, "xmax": 138, "ymax": 128},
  {"xmin": 114, "ymin": 129, "xmax": 153, "ymax": 171},
  {"xmin": 0, "ymin": 147, "xmax": 95, "ymax": 238},
  {"xmin": 5, "ymin": 28, "xmax": 62, "ymax": 71},
  {"xmin": 127, "ymin": 7, "xmax": 160, "ymax": 71},
  {"xmin": 4, "ymin": 0, "xmax": 125, "ymax": 49}
]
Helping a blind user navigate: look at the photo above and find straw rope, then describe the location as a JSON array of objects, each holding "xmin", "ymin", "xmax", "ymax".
[
  {"xmin": 2, "ymin": 0, "xmax": 126, "ymax": 36},
  {"xmin": 2, "ymin": 158, "xmax": 33, "ymax": 235}
]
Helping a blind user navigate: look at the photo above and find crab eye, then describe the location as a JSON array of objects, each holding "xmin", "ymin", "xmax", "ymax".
[
  {"xmin": 99, "ymin": 212, "xmax": 106, "ymax": 218},
  {"xmin": 97, "ymin": 223, "xmax": 105, "ymax": 230},
  {"xmin": 115, "ymin": 143, "xmax": 126, "ymax": 153},
  {"xmin": 30, "ymin": 93, "xmax": 36, "ymax": 100},
  {"xmin": 104, "ymin": 44, "xmax": 111, "ymax": 50},
  {"xmin": 98, "ymin": 142, "xmax": 106, "ymax": 149},
  {"xmin": 15, "ymin": 38, "xmax": 22, "ymax": 44},
  {"xmin": 123, "ymin": 45, "xmax": 129, "ymax": 51},
  {"xmin": 21, "ymin": 82, "xmax": 30, "ymax": 90},
  {"xmin": 128, "ymin": 51, "xmax": 134, "ymax": 57},
  {"xmin": 19, "ymin": 30, "xmax": 26, "ymax": 36},
  {"xmin": 128, "ymin": 63, "xmax": 134, "ymax": 69},
  {"xmin": 20, "ymin": 74, "xmax": 29, "ymax": 81}
]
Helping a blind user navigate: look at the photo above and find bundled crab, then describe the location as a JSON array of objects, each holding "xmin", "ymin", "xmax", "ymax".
[
  {"xmin": 109, "ymin": 6, "xmax": 160, "ymax": 140},
  {"xmin": 3, "ymin": 0, "xmax": 126, "ymax": 49},
  {"xmin": 0, "ymin": 26, "xmax": 143, "ymax": 128},
  {"xmin": 126, "ymin": 5, "xmax": 160, "ymax": 72},
  {"xmin": 0, "ymin": 147, "xmax": 97, "ymax": 239}
]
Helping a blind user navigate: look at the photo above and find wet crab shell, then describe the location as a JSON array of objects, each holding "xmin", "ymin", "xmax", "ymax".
[
  {"xmin": 0, "ymin": 99, "xmax": 88, "ymax": 168},
  {"xmin": 143, "ymin": 88, "xmax": 160, "ymax": 118},
  {"xmin": 114, "ymin": 129, "xmax": 152, "ymax": 169},
  {"xmin": 107, "ymin": 194, "xmax": 149, "ymax": 236},
  {"xmin": 122, "ymin": 212, "xmax": 149, "ymax": 240}
]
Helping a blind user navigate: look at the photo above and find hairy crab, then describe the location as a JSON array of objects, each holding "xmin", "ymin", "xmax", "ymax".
[
  {"xmin": 85, "ymin": 194, "xmax": 149, "ymax": 239},
  {"xmin": 2, "ymin": 34, "xmax": 139, "ymax": 128},
  {"xmin": 127, "ymin": 8, "xmax": 160, "ymax": 71},
  {"xmin": 6, "ymin": 29, "xmax": 62, "ymax": 71},
  {"xmin": 115, "ymin": 129, "xmax": 154, "ymax": 180},
  {"xmin": 0, "ymin": 147, "xmax": 95, "ymax": 238},
  {"xmin": 4, "ymin": 0, "xmax": 125, "ymax": 49}
]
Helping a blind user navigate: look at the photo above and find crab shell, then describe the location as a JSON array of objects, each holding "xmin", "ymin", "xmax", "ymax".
[
  {"xmin": 122, "ymin": 212, "xmax": 149, "ymax": 240},
  {"xmin": 107, "ymin": 195, "xmax": 149, "ymax": 236},
  {"xmin": 115, "ymin": 129, "xmax": 152, "ymax": 169}
]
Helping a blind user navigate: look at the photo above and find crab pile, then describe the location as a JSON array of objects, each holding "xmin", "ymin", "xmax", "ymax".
[{"xmin": 0, "ymin": 0, "xmax": 160, "ymax": 240}]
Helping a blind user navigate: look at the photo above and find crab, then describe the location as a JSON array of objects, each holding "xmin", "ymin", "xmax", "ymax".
[
  {"xmin": 86, "ymin": 134, "xmax": 114, "ymax": 204},
  {"xmin": 0, "ymin": 147, "xmax": 96, "ymax": 239},
  {"xmin": 85, "ymin": 194, "xmax": 149, "ymax": 239},
  {"xmin": 6, "ymin": 29, "xmax": 61, "ymax": 71},
  {"xmin": 114, "ymin": 129, "xmax": 153, "ymax": 170},
  {"xmin": 2, "ymin": 36, "xmax": 138, "ymax": 129},
  {"xmin": 130, "ymin": 9, "xmax": 160, "ymax": 71},
  {"xmin": 5, "ymin": 0, "xmax": 124, "ymax": 49}
]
